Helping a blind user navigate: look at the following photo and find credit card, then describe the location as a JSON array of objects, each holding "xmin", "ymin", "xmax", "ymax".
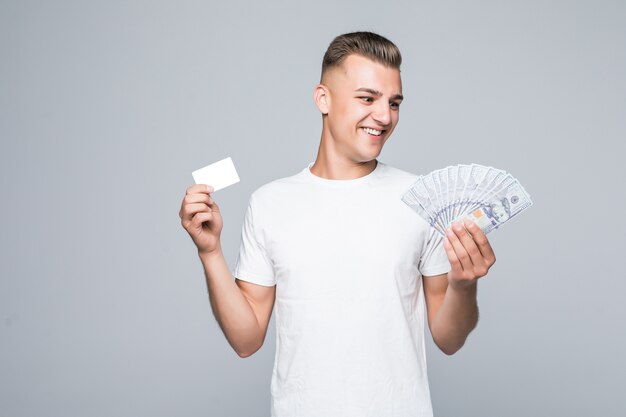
[{"xmin": 192, "ymin": 157, "xmax": 240, "ymax": 191}]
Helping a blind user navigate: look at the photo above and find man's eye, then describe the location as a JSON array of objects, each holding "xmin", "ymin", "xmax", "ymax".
[
  {"xmin": 390, "ymin": 102, "xmax": 400, "ymax": 110},
  {"xmin": 360, "ymin": 97, "xmax": 373, "ymax": 103}
]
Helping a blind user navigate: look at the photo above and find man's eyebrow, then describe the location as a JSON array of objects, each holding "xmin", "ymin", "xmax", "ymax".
[
  {"xmin": 354, "ymin": 88, "xmax": 403, "ymax": 101},
  {"xmin": 355, "ymin": 88, "xmax": 382, "ymax": 96}
]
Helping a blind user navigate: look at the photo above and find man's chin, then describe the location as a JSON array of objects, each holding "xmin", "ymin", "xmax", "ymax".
[
  {"xmin": 365, "ymin": 147, "xmax": 384, "ymax": 161},
  {"xmin": 355, "ymin": 153, "xmax": 382, "ymax": 164}
]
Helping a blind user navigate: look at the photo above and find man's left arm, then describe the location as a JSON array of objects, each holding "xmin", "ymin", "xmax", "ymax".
[{"xmin": 423, "ymin": 219, "xmax": 496, "ymax": 355}]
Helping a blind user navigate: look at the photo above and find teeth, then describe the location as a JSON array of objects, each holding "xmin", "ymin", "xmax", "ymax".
[{"xmin": 363, "ymin": 127, "xmax": 383, "ymax": 136}]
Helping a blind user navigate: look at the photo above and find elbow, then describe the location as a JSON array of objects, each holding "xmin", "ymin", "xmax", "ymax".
[
  {"xmin": 236, "ymin": 342, "xmax": 263, "ymax": 359},
  {"xmin": 432, "ymin": 321, "xmax": 478, "ymax": 356},
  {"xmin": 237, "ymin": 349, "xmax": 256, "ymax": 358},
  {"xmin": 433, "ymin": 335, "xmax": 467, "ymax": 356},
  {"xmin": 439, "ymin": 343, "xmax": 463, "ymax": 356},
  {"xmin": 230, "ymin": 321, "xmax": 269, "ymax": 358}
]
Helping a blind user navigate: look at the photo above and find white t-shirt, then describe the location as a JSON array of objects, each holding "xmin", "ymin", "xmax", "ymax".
[{"xmin": 233, "ymin": 160, "xmax": 451, "ymax": 417}]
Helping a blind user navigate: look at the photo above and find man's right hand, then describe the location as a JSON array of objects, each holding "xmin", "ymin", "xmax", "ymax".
[{"xmin": 179, "ymin": 184, "xmax": 223, "ymax": 254}]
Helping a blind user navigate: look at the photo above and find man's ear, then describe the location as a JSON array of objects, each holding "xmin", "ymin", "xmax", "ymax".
[{"xmin": 314, "ymin": 84, "xmax": 330, "ymax": 115}]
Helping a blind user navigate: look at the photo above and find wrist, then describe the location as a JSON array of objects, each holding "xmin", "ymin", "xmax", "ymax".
[
  {"xmin": 448, "ymin": 279, "xmax": 478, "ymax": 294},
  {"xmin": 198, "ymin": 246, "xmax": 224, "ymax": 262}
]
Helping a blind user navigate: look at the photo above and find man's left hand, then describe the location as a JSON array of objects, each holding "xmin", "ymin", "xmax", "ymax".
[{"xmin": 443, "ymin": 219, "xmax": 496, "ymax": 290}]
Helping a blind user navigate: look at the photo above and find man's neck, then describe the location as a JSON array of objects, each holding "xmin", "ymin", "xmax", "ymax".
[{"xmin": 309, "ymin": 155, "xmax": 378, "ymax": 180}]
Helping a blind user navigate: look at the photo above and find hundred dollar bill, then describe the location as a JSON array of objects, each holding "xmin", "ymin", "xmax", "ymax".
[
  {"xmin": 401, "ymin": 164, "xmax": 533, "ymax": 237},
  {"xmin": 460, "ymin": 180, "xmax": 533, "ymax": 235},
  {"xmin": 447, "ymin": 165, "xmax": 458, "ymax": 224},
  {"xmin": 401, "ymin": 177, "xmax": 446, "ymax": 235},
  {"xmin": 421, "ymin": 175, "xmax": 446, "ymax": 229},
  {"xmin": 453, "ymin": 164, "xmax": 472, "ymax": 219}
]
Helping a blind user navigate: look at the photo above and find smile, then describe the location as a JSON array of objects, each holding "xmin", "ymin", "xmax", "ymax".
[{"xmin": 362, "ymin": 127, "xmax": 384, "ymax": 136}]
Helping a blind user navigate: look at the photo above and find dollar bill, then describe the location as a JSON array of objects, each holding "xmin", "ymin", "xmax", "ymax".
[{"xmin": 401, "ymin": 164, "xmax": 533, "ymax": 236}]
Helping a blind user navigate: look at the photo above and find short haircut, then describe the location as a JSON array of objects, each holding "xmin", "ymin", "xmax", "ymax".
[{"xmin": 321, "ymin": 31, "xmax": 402, "ymax": 81}]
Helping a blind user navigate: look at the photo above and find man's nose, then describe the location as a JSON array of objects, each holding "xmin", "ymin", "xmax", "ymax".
[{"xmin": 372, "ymin": 102, "xmax": 392, "ymax": 126}]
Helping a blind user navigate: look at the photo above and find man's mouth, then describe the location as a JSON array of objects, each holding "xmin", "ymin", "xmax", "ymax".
[{"xmin": 362, "ymin": 127, "xmax": 384, "ymax": 136}]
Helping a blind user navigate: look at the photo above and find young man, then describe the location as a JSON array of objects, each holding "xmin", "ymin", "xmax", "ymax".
[{"xmin": 179, "ymin": 32, "xmax": 496, "ymax": 417}]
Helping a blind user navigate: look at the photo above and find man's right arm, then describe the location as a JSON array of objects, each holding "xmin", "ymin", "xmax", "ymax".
[
  {"xmin": 199, "ymin": 249, "xmax": 276, "ymax": 358},
  {"xmin": 180, "ymin": 184, "xmax": 275, "ymax": 358}
]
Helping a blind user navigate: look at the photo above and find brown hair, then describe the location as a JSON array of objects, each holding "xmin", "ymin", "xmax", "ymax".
[{"xmin": 321, "ymin": 31, "xmax": 402, "ymax": 81}]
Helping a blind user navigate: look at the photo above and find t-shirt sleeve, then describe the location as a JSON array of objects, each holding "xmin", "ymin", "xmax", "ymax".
[
  {"xmin": 232, "ymin": 195, "xmax": 276, "ymax": 287},
  {"xmin": 418, "ymin": 227, "xmax": 452, "ymax": 277}
]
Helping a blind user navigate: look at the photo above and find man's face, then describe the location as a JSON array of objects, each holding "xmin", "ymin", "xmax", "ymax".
[{"xmin": 321, "ymin": 54, "xmax": 403, "ymax": 163}]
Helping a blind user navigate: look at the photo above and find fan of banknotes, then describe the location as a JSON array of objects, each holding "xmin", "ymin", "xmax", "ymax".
[{"xmin": 401, "ymin": 164, "xmax": 533, "ymax": 236}]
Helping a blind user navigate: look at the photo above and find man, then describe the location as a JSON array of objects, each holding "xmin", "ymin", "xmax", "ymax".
[{"xmin": 179, "ymin": 31, "xmax": 496, "ymax": 417}]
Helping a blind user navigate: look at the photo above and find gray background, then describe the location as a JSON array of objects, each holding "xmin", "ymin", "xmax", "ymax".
[{"xmin": 1, "ymin": 0, "xmax": 625, "ymax": 416}]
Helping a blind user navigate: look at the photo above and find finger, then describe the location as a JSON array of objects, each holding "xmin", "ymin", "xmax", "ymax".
[
  {"xmin": 452, "ymin": 221, "xmax": 484, "ymax": 267},
  {"xmin": 180, "ymin": 191, "xmax": 218, "ymax": 221},
  {"xmin": 191, "ymin": 210, "xmax": 214, "ymax": 226},
  {"xmin": 186, "ymin": 184, "xmax": 214, "ymax": 195},
  {"xmin": 443, "ymin": 236, "xmax": 463, "ymax": 272},
  {"xmin": 206, "ymin": 197, "xmax": 220, "ymax": 213},
  {"xmin": 463, "ymin": 219, "xmax": 496, "ymax": 263},
  {"xmin": 181, "ymin": 202, "xmax": 211, "ymax": 222},
  {"xmin": 446, "ymin": 226, "xmax": 473, "ymax": 271},
  {"xmin": 184, "ymin": 193, "xmax": 214, "ymax": 206}
]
